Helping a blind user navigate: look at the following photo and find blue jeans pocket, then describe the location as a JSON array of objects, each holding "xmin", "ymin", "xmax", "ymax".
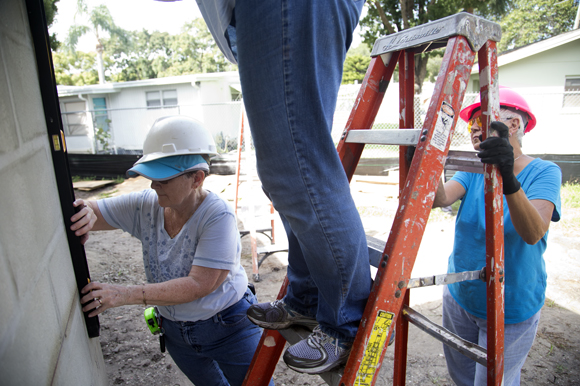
[{"xmin": 216, "ymin": 289, "xmax": 256, "ymax": 327}]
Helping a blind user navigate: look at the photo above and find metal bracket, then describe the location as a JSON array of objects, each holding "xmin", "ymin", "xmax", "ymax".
[{"xmin": 407, "ymin": 267, "xmax": 486, "ymax": 289}]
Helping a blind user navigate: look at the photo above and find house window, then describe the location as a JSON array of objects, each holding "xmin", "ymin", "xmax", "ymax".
[
  {"xmin": 563, "ymin": 77, "xmax": 580, "ymax": 108},
  {"xmin": 62, "ymin": 101, "xmax": 89, "ymax": 136},
  {"xmin": 146, "ymin": 90, "xmax": 178, "ymax": 109},
  {"xmin": 230, "ymin": 84, "xmax": 242, "ymax": 101}
]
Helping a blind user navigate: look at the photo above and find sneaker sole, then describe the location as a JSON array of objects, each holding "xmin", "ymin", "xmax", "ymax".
[
  {"xmin": 247, "ymin": 315, "xmax": 319, "ymax": 330},
  {"xmin": 285, "ymin": 357, "xmax": 348, "ymax": 374}
]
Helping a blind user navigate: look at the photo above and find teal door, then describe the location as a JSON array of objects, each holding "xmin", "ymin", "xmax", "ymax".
[{"xmin": 93, "ymin": 97, "xmax": 109, "ymax": 131}]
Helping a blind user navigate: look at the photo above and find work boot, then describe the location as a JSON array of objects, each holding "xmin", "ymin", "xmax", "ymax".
[
  {"xmin": 283, "ymin": 326, "xmax": 352, "ymax": 374},
  {"xmin": 246, "ymin": 299, "xmax": 318, "ymax": 330}
]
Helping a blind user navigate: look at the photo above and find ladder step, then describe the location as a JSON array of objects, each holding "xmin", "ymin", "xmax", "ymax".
[
  {"xmin": 445, "ymin": 150, "xmax": 483, "ymax": 174},
  {"xmin": 278, "ymin": 327, "xmax": 344, "ymax": 386},
  {"xmin": 366, "ymin": 234, "xmax": 387, "ymax": 268},
  {"xmin": 371, "ymin": 12, "xmax": 501, "ymax": 56},
  {"xmin": 345, "ymin": 128, "xmax": 421, "ymax": 146},
  {"xmin": 256, "ymin": 244, "xmax": 288, "ymax": 255},
  {"xmin": 402, "ymin": 305, "xmax": 487, "ymax": 366},
  {"xmin": 240, "ymin": 228, "xmax": 273, "ymax": 237}
]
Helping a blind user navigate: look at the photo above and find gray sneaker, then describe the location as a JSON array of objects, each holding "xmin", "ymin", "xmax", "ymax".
[
  {"xmin": 246, "ymin": 299, "xmax": 318, "ymax": 330},
  {"xmin": 283, "ymin": 326, "xmax": 352, "ymax": 374}
]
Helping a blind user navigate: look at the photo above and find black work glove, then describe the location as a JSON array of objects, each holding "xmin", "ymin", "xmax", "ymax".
[
  {"xmin": 477, "ymin": 121, "xmax": 521, "ymax": 195},
  {"xmin": 405, "ymin": 146, "xmax": 416, "ymax": 165}
]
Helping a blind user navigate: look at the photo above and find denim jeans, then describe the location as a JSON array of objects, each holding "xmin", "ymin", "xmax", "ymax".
[
  {"xmin": 442, "ymin": 286, "xmax": 541, "ymax": 386},
  {"xmin": 162, "ymin": 289, "xmax": 272, "ymax": 386},
  {"xmin": 232, "ymin": 0, "xmax": 371, "ymax": 342}
]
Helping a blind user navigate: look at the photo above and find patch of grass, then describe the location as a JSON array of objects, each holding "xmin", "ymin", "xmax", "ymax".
[
  {"xmin": 561, "ymin": 181, "xmax": 580, "ymax": 209},
  {"xmin": 71, "ymin": 175, "xmax": 96, "ymax": 182},
  {"xmin": 556, "ymin": 364, "xmax": 568, "ymax": 374},
  {"xmin": 545, "ymin": 298, "xmax": 559, "ymax": 308},
  {"xmin": 113, "ymin": 176, "xmax": 125, "ymax": 184},
  {"xmin": 99, "ymin": 189, "xmax": 119, "ymax": 199}
]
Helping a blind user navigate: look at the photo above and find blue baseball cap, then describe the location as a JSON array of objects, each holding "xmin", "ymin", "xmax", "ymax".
[{"xmin": 127, "ymin": 154, "xmax": 209, "ymax": 181}]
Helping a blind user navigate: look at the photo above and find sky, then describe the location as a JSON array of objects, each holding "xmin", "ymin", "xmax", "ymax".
[
  {"xmin": 50, "ymin": 0, "xmax": 204, "ymax": 51},
  {"xmin": 50, "ymin": 0, "xmax": 363, "ymax": 53}
]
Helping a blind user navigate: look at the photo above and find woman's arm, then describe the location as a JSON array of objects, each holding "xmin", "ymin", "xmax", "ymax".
[
  {"xmin": 71, "ymin": 199, "xmax": 117, "ymax": 244},
  {"xmin": 432, "ymin": 178, "xmax": 465, "ymax": 208},
  {"xmin": 506, "ymin": 191, "xmax": 554, "ymax": 245},
  {"xmin": 80, "ymin": 265, "xmax": 229, "ymax": 317}
]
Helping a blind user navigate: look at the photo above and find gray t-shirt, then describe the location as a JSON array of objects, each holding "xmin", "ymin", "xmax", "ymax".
[
  {"xmin": 196, "ymin": 0, "xmax": 237, "ymax": 64},
  {"xmin": 97, "ymin": 189, "xmax": 248, "ymax": 321}
]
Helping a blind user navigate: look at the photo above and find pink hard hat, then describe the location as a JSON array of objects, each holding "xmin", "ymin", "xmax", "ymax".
[{"xmin": 459, "ymin": 86, "xmax": 537, "ymax": 133}]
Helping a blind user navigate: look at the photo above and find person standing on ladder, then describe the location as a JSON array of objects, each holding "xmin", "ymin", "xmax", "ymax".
[
  {"xmin": 195, "ymin": 0, "xmax": 372, "ymax": 373},
  {"xmin": 432, "ymin": 86, "xmax": 562, "ymax": 385}
]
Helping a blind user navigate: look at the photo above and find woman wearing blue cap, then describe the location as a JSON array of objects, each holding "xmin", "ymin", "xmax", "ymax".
[{"xmin": 70, "ymin": 116, "xmax": 273, "ymax": 386}]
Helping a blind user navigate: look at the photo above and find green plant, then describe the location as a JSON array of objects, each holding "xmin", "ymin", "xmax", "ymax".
[
  {"xmin": 556, "ymin": 364, "xmax": 568, "ymax": 373},
  {"xmin": 99, "ymin": 189, "xmax": 118, "ymax": 199},
  {"xmin": 561, "ymin": 181, "xmax": 580, "ymax": 209},
  {"xmin": 95, "ymin": 124, "xmax": 112, "ymax": 151},
  {"xmin": 72, "ymin": 175, "xmax": 96, "ymax": 182}
]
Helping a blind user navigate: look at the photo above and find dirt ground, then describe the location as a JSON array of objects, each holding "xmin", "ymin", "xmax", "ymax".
[{"xmin": 75, "ymin": 174, "xmax": 580, "ymax": 385}]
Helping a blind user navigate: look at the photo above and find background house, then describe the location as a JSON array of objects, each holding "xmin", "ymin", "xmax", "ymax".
[
  {"xmin": 465, "ymin": 28, "xmax": 580, "ymax": 155},
  {"xmin": 57, "ymin": 27, "xmax": 579, "ymax": 179},
  {"xmin": 58, "ymin": 72, "xmax": 242, "ymax": 154}
]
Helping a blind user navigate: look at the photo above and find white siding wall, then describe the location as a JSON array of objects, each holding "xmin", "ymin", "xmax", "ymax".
[
  {"xmin": 106, "ymin": 83, "xmax": 203, "ymax": 151},
  {"xmin": 467, "ymin": 40, "xmax": 580, "ymax": 154},
  {"xmin": 0, "ymin": 1, "xmax": 107, "ymax": 384},
  {"xmin": 497, "ymin": 41, "xmax": 580, "ymax": 89},
  {"xmin": 61, "ymin": 75, "xmax": 244, "ymax": 153}
]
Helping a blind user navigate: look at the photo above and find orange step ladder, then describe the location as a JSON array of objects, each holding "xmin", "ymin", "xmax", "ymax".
[{"xmin": 243, "ymin": 12, "xmax": 506, "ymax": 386}]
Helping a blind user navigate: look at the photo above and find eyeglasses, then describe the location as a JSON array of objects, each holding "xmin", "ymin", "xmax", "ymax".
[
  {"xmin": 467, "ymin": 116, "xmax": 482, "ymax": 133},
  {"xmin": 467, "ymin": 115, "xmax": 518, "ymax": 133}
]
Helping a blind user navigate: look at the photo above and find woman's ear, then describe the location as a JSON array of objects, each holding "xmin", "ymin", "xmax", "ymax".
[
  {"xmin": 509, "ymin": 117, "xmax": 521, "ymax": 137},
  {"xmin": 194, "ymin": 170, "xmax": 206, "ymax": 187}
]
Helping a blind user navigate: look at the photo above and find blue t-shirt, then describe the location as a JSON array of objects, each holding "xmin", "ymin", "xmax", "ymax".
[
  {"xmin": 448, "ymin": 158, "xmax": 561, "ymax": 324},
  {"xmin": 97, "ymin": 190, "xmax": 248, "ymax": 322}
]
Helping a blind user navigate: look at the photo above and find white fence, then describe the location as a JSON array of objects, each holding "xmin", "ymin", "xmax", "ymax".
[{"xmin": 61, "ymin": 87, "xmax": 579, "ymax": 157}]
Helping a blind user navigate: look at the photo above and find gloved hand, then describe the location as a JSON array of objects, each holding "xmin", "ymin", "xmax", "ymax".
[{"xmin": 477, "ymin": 121, "xmax": 521, "ymax": 195}]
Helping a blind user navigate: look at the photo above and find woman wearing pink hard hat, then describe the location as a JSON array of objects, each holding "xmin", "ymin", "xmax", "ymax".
[{"xmin": 433, "ymin": 87, "xmax": 561, "ymax": 385}]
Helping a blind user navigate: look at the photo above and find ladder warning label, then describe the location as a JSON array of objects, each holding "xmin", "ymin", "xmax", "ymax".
[
  {"xmin": 355, "ymin": 310, "xmax": 394, "ymax": 385},
  {"xmin": 431, "ymin": 101, "xmax": 455, "ymax": 152}
]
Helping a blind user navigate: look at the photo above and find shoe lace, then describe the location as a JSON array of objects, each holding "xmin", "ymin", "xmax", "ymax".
[{"xmin": 309, "ymin": 327, "xmax": 341, "ymax": 356}]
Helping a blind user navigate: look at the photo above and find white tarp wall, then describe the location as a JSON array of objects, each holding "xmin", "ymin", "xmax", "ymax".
[{"xmin": 0, "ymin": 1, "xmax": 107, "ymax": 384}]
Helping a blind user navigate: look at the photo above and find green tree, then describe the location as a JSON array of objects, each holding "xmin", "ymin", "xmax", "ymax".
[
  {"xmin": 160, "ymin": 19, "xmax": 236, "ymax": 76},
  {"xmin": 342, "ymin": 54, "xmax": 371, "ymax": 84},
  {"xmin": 104, "ymin": 18, "xmax": 236, "ymax": 82},
  {"xmin": 65, "ymin": 1, "xmax": 128, "ymax": 84},
  {"xmin": 44, "ymin": 0, "xmax": 60, "ymax": 50},
  {"xmin": 105, "ymin": 29, "xmax": 172, "ymax": 82},
  {"xmin": 52, "ymin": 50, "xmax": 99, "ymax": 85},
  {"xmin": 495, "ymin": 0, "xmax": 577, "ymax": 52},
  {"xmin": 359, "ymin": 0, "xmax": 511, "ymax": 93}
]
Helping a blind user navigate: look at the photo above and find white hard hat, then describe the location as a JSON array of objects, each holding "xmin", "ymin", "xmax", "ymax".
[{"xmin": 136, "ymin": 115, "xmax": 218, "ymax": 165}]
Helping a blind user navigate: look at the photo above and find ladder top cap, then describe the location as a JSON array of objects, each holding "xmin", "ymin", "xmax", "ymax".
[{"xmin": 371, "ymin": 12, "xmax": 501, "ymax": 56}]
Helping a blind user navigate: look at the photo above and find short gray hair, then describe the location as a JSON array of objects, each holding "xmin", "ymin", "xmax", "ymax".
[{"xmin": 499, "ymin": 108, "xmax": 525, "ymax": 147}]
